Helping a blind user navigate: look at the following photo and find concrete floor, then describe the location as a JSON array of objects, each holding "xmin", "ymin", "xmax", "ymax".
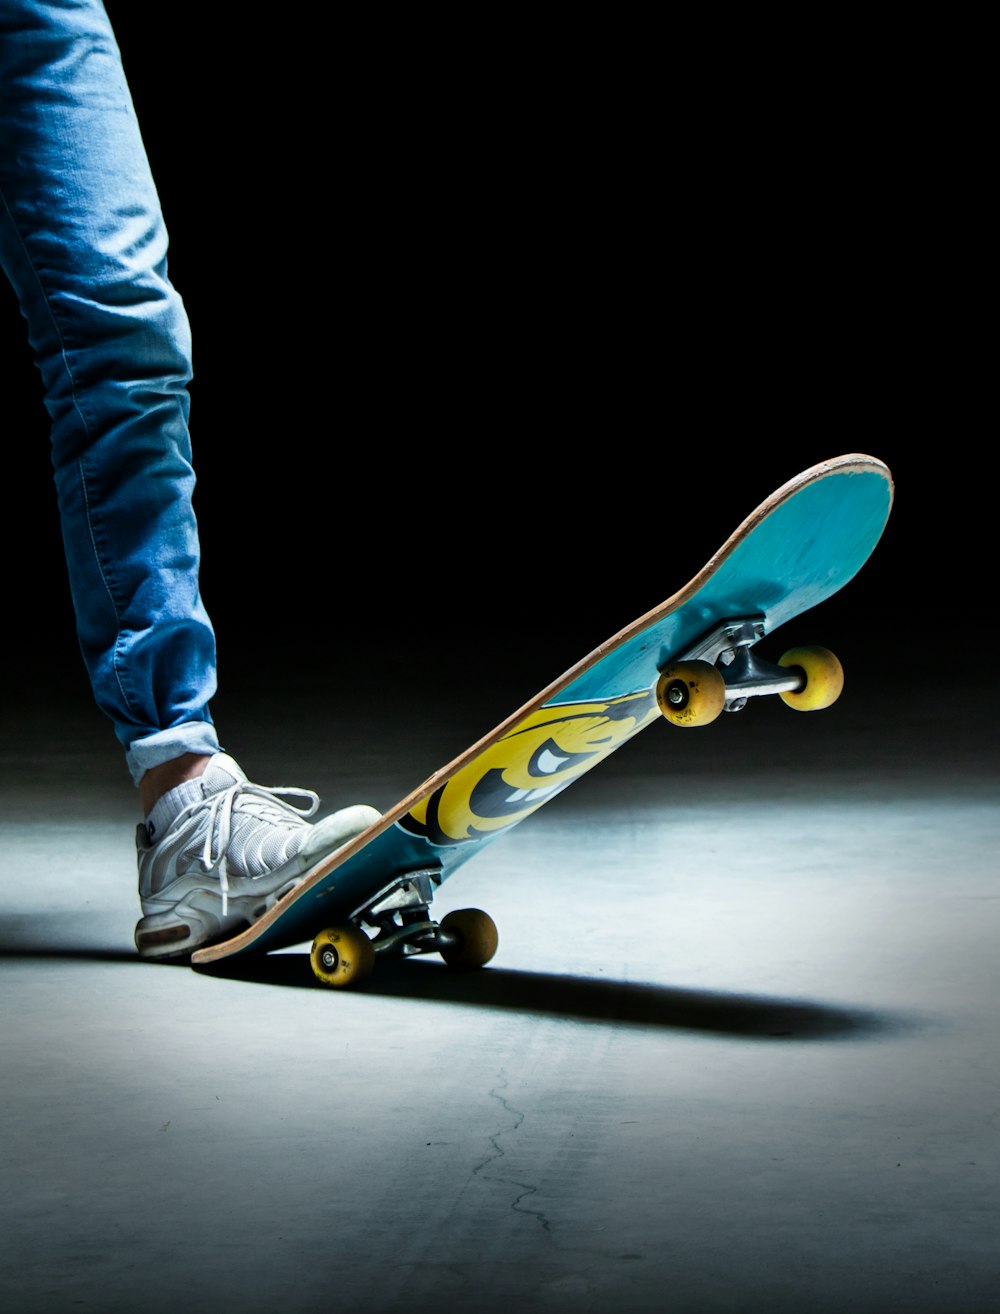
[{"xmin": 1, "ymin": 635, "xmax": 997, "ymax": 1314}]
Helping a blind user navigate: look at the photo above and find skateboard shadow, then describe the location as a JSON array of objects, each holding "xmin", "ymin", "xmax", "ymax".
[{"xmin": 196, "ymin": 954, "xmax": 900, "ymax": 1041}]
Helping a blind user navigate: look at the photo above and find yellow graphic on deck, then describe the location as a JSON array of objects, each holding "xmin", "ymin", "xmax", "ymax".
[{"xmin": 400, "ymin": 690, "xmax": 659, "ymax": 847}]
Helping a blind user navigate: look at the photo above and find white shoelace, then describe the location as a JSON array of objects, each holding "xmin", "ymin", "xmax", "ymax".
[{"xmin": 178, "ymin": 780, "xmax": 321, "ymax": 916}]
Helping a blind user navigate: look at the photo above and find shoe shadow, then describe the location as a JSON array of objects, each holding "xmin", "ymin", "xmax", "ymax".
[
  {"xmin": 196, "ymin": 953, "xmax": 902, "ymax": 1042},
  {"xmin": 0, "ymin": 913, "xmax": 138, "ymax": 962},
  {"xmin": 0, "ymin": 946, "xmax": 140, "ymax": 963}
]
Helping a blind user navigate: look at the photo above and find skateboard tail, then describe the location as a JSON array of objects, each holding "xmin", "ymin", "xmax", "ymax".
[{"xmin": 566, "ymin": 461, "xmax": 892, "ymax": 704}]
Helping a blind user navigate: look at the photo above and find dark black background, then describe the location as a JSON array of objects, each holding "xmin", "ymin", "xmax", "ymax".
[{"xmin": 1, "ymin": 7, "xmax": 969, "ymax": 710}]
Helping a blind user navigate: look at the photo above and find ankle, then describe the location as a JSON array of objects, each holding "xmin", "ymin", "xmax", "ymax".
[{"xmin": 139, "ymin": 753, "xmax": 212, "ymax": 815}]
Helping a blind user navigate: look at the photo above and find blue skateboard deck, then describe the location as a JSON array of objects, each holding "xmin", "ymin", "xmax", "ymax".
[{"xmin": 192, "ymin": 454, "xmax": 893, "ymax": 984}]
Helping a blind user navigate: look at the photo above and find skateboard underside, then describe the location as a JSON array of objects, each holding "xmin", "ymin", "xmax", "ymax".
[{"xmin": 192, "ymin": 455, "xmax": 893, "ymax": 985}]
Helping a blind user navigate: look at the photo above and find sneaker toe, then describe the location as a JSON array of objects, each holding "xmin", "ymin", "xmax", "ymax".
[{"xmin": 302, "ymin": 804, "xmax": 381, "ymax": 862}]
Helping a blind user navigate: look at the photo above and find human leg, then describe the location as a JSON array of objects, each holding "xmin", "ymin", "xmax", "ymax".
[
  {"xmin": 0, "ymin": 2, "xmax": 379, "ymax": 956},
  {"xmin": 0, "ymin": 0, "xmax": 219, "ymax": 780}
]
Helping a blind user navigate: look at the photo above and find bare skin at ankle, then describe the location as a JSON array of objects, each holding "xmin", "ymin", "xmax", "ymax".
[{"xmin": 139, "ymin": 752, "xmax": 212, "ymax": 815}]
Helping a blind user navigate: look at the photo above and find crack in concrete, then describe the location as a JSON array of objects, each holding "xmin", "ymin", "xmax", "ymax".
[{"xmin": 474, "ymin": 1070, "xmax": 553, "ymax": 1234}]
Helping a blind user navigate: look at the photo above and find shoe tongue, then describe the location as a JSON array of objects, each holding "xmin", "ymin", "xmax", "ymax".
[
  {"xmin": 199, "ymin": 753, "xmax": 248, "ymax": 795},
  {"xmin": 144, "ymin": 754, "xmax": 247, "ymax": 838}
]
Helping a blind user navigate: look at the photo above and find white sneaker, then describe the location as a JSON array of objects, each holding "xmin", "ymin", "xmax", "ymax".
[{"xmin": 134, "ymin": 753, "xmax": 379, "ymax": 959}]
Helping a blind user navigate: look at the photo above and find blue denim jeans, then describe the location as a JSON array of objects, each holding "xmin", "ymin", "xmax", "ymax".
[{"xmin": 0, "ymin": 0, "xmax": 220, "ymax": 784}]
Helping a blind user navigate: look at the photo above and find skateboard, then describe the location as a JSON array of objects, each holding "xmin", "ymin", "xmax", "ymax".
[{"xmin": 192, "ymin": 453, "xmax": 894, "ymax": 987}]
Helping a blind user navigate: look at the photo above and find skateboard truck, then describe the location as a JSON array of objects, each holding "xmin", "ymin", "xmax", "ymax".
[
  {"xmin": 354, "ymin": 868, "xmax": 444, "ymax": 958},
  {"xmin": 308, "ymin": 868, "xmax": 499, "ymax": 988},
  {"xmin": 656, "ymin": 615, "xmax": 845, "ymax": 726},
  {"xmin": 710, "ymin": 617, "xmax": 806, "ymax": 711}
]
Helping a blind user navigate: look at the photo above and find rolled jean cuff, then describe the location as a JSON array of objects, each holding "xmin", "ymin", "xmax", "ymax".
[{"xmin": 125, "ymin": 721, "xmax": 221, "ymax": 787}]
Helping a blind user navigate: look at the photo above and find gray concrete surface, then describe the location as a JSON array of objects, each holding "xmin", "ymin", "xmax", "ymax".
[{"xmin": 1, "ymin": 647, "xmax": 997, "ymax": 1314}]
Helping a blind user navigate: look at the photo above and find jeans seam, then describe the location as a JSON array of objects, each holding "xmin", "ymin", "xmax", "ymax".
[
  {"xmin": 76, "ymin": 455, "xmax": 136, "ymax": 719},
  {"xmin": 0, "ymin": 185, "xmax": 138, "ymax": 725},
  {"xmin": 0, "ymin": 187, "xmax": 138, "ymax": 723},
  {"xmin": 0, "ymin": 184, "xmax": 94, "ymax": 442}
]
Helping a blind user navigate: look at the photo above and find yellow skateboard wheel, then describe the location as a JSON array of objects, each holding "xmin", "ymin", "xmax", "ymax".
[
  {"xmin": 655, "ymin": 661, "xmax": 726, "ymax": 727},
  {"xmin": 439, "ymin": 908, "xmax": 499, "ymax": 969},
  {"xmin": 310, "ymin": 925, "xmax": 376, "ymax": 988},
  {"xmin": 778, "ymin": 645, "xmax": 844, "ymax": 710}
]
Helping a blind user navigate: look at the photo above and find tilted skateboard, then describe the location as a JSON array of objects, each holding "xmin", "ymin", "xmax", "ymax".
[{"xmin": 192, "ymin": 454, "xmax": 894, "ymax": 987}]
